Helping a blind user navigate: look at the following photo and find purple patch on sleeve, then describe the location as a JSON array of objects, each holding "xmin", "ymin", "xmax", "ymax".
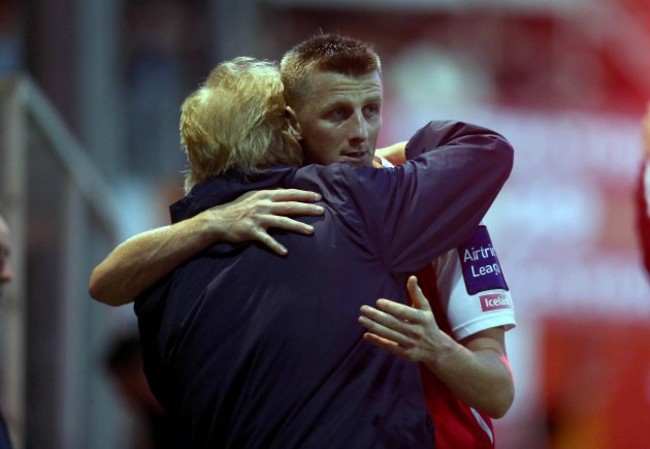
[{"xmin": 458, "ymin": 226, "xmax": 509, "ymax": 295}]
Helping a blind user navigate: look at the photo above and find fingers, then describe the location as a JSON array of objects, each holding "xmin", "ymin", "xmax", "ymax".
[
  {"xmin": 251, "ymin": 216, "xmax": 316, "ymax": 256},
  {"xmin": 406, "ymin": 276, "xmax": 431, "ymax": 311},
  {"xmin": 372, "ymin": 296, "xmax": 426, "ymax": 324},
  {"xmin": 358, "ymin": 313, "xmax": 415, "ymax": 349},
  {"xmin": 361, "ymin": 332, "xmax": 406, "ymax": 358},
  {"xmin": 262, "ymin": 216, "xmax": 315, "ymax": 235},
  {"xmin": 357, "ymin": 276, "xmax": 438, "ymax": 355},
  {"xmin": 253, "ymin": 189, "xmax": 324, "ymax": 216},
  {"xmin": 271, "ymin": 201, "xmax": 324, "ymax": 217},
  {"xmin": 254, "ymin": 231, "xmax": 288, "ymax": 256},
  {"xmin": 240, "ymin": 189, "xmax": 323, "ymax": 256},
  {"xmin": 267, "ymin": 189, "xmax": 322, "ymax": 203},
  {"xmin": 359, "ymin": 303, "xmax": 421, "ymax": 343}
]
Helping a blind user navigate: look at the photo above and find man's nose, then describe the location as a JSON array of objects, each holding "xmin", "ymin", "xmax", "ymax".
[{"xmin": 347, "ymin": 111, "xmax": 369, "ymax": 141}]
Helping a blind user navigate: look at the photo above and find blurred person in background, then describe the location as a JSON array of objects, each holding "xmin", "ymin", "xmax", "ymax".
[
  {"xmin": 638, "ymin": 102, "xmax": 650, "ymax": 277},
  {"xmin": 0, "ymin": 212, "xmax": 14, "ymax": 449},
  {"xmin": 0, "ymin": 213, "xmax": 13, "ymax": 307},
  {"xmin": 104, "ymin": 332, "xmax": 181, "ymax": 449},
  {"xmin": 90, "ymin": 33, "xmax": 515, "ymax": 448}
]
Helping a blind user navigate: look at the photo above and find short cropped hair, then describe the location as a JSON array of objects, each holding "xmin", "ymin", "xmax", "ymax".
[
  {"xmin": 280, "ymin": 33, "xmax": 382, "ymax": 107},
  {"xmin": 180, "ymin": 57, "xmax": 302, "ymax": 191}
]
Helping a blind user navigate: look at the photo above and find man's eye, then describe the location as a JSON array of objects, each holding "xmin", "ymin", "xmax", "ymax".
[
  {"xmin": 327, "ymin": 108, "xmax": 346, "ymax": 120},
  {"xmin": 364, "ymin": 105, "xmax": 380, "ymax": 116}
]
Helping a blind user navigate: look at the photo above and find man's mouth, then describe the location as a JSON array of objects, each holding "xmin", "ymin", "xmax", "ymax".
[
  {"xmin": 339, "ymin": 150, "xmax": 372, "ymax": 167},
  {"xmin": 340, "ymin": 150, "xmax": 368, "ymax": 161}
]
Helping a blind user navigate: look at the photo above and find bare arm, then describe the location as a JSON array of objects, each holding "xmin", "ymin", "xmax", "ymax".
[
  {"xmin": 89, "ymin": 189, "xmax": 323, "ymax": 307},
  {"xmin": 375, "ymin": 141, "xmax": 407, "ymax": 165},
  {"xmin": 358, "ymin": 276, "xmax": 514, "ymax": 418}
]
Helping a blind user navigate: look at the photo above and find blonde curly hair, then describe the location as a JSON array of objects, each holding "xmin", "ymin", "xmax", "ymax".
[{"xmin": 180, "ymin": 57, "xmax": 302, "ymax": 192}]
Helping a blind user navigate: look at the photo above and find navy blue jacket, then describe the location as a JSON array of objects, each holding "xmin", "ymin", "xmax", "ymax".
[{"xmin": 135, "ymin": 121, "xmax": 513, "ymax": 449}]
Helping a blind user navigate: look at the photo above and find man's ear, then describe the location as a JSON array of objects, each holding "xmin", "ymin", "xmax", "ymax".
[{"xmin": 285, "ymin": 106, "xmax": 302, "ymax": 140}]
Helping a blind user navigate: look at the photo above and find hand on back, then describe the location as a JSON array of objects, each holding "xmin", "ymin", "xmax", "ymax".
[{"xmin": 204, "ymin": 189, "xmax": 324, "ymax": 255}]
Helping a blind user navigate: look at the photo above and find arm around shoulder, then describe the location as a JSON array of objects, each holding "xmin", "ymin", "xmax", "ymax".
[
  {"xmin": 89, "ymin": 215, "xmax": 219, "ymax": 306},
  {"xmin": 406, "ymin": 120, "xmax": 514, "ymax": 172},
  {"xmin": 89, "ymin": 189, "xmax": 325, "ymax": 306},
  {"xmin": 368, "ymin": 120, "xmax": 514, "ymax": 272}
]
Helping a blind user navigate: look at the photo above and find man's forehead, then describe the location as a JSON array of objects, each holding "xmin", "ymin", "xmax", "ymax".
[
  {"xmin": 300, "ymin": 71, "xmax": 382, "ymax": 99},
  {"xmin": 299, "ymin": 73, "xmax": 382, "ymax": 109}
]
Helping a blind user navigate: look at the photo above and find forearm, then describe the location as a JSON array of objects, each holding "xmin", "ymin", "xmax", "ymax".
[
  {"xmin": 89, "ymin": 215, "xmax": 217, "ymax": 306},
  {"xmin": 380, "ymin": 121, "xmax": 514, "ymax": 271},
  {"xmin": 422, "ymin": 334, "xmax": 514, "ymax": 418},
  {"xmin": 89, "ymin": 189, "xmax": 324, "ymax": 306},
  {"xmin": 359, "ymin": 277, "xmax": 515, "ymax": 417},
  {"xmin": 375, "ymin": 141, "xmax": 407, "ymax": 165}
]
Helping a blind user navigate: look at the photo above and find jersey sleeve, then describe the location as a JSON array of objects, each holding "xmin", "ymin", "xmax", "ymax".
[
  {"xmin": 348, "ymin": 120, "xmax": 514, "ymax": 273},
  {"xmin": 433, "ymin": 225, "xmax": 516, "ymax": 341}
]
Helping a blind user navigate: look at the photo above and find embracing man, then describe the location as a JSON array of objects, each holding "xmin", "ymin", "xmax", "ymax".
[{"xmin": 90, "ymin": 34, "xmax": 515, "ymax": 448}]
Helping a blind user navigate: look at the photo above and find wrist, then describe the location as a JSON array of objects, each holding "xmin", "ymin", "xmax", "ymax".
[
  {"xmin": 192, "ymin": 210, "xmax": 226, "ymax": 245},
  {"xmin": 422, "ymin": 332, "xmax": 459, "ymax": 373}
]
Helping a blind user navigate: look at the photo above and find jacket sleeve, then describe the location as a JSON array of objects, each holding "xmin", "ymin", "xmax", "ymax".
[
  {"xmin": 340, "ymin": 120, "xmax": 514, "ymax": 274},
  {"xmin": 638, "ymin": 162, "xmax": 650, "ymax": 277}
]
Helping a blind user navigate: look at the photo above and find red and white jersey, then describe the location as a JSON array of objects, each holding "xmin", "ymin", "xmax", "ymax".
[
  {"xmin": 376, "ymin": 155, "xmax": 516, "ymax": 449},
  {"xmin": 417, "ymin": 224, "xmax": 515, "ymax": 449}
]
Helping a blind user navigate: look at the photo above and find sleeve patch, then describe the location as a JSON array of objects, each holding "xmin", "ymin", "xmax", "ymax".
[
  {"xmin": 480, "ymin": 293, "xmax": 512, "ymax": 311},
  {"xmin": 458, "ymin": 225, "xmax": 509, "ymax": 295}
]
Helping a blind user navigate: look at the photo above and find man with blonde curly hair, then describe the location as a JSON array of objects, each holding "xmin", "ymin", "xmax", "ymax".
[{"xmin": 179, "ymin": 57, "xmax": 302, "ymax": 191}]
